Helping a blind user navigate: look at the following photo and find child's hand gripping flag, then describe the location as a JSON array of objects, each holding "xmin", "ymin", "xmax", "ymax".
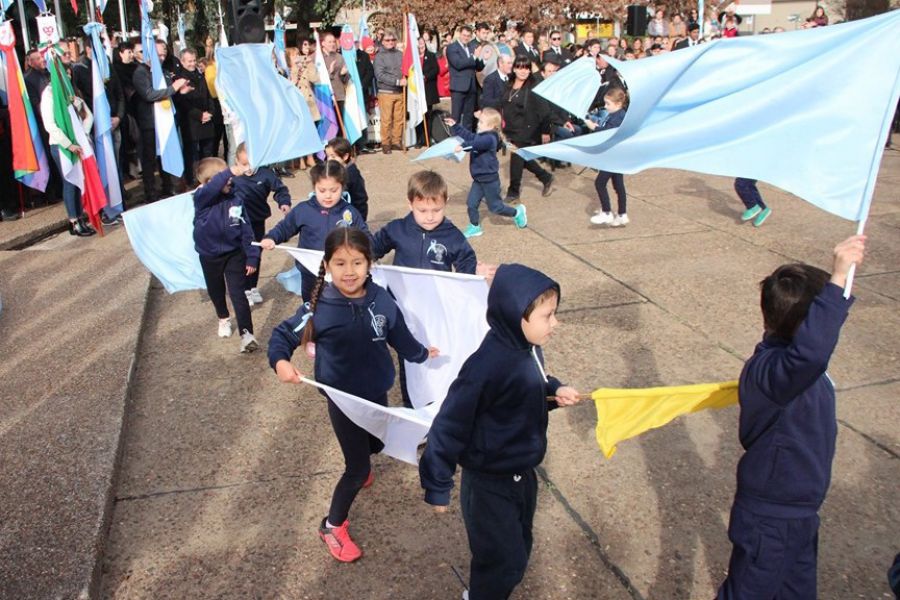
[{"xmin": 593, "ymin": 381, "xmax": 738, "ymax": 458}]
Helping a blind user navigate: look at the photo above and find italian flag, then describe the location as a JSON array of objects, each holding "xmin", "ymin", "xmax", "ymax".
[{"xmin": 48, "ymin": 54, "xmax": 108, "ymax": 233}]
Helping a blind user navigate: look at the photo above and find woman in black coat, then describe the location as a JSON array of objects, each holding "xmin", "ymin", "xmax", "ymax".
[
  {"xmin": 501, "ymin": 56, "xmax": 553, "ymax": 201},
  {"xmin": 415, "ymin": 37, "xmax": 440, "ymax": 147}
]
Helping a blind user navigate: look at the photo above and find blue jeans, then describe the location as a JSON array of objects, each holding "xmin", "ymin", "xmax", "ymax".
[
  {"xmin": 554, "ymin": 124, "xmax": 585, "ymax": 140},
  {"xmin": 595, "ymin": 170, "xmax": 626, "ymax": 214},
  {"xmin": 49, "ymin": 145, "xmax": 82, "ymax": 220},
  {"xmin": 467, "ymin": 179, "xmax": 515, "ymax": 225},
  {"xmin": 734, "ymin": 178, "xmax": 766, "ymax": 210}
]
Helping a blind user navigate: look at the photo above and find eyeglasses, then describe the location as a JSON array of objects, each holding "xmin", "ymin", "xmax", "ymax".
[
  {"xmin": 551, "ymin": 37, "xmax": 561, "ymax": 41},
  {"xmin": 383, "ymin": 38, "xmax": 396, "ymax": 42}
]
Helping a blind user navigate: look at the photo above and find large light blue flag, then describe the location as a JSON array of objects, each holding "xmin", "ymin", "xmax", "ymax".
[
  {"xmin": 273, "ymin": 14, "xmax": 287, "ymax": 74},
  {"xmin": 533, "ymin": 56, "xmax": 601, "ymax": 120},
  {"xmin": 340, "ymin": 24, "xmax": 366, "ymax": 144},
  {"xmin": 217, "ymin": 43, "xmax": 324, "ymax": 168},
  {"xmin": 122, "ymin": 192, "xmax": 205, "ymax": 293},
  {"xmin": 519, "ymin": 11, "xmax": 900, "ymax": 223},
  {"xmin": 413, "ymin": 136, "xmax": 466, "ymax": 163}
]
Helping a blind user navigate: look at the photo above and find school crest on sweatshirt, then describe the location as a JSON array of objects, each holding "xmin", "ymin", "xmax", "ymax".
[
  {"xmin": 368, "ymin": 304, "xmax": 387, "ymax": 341},
  {"xmin": 427, "ymin": 240, "xmax": 448, "ymax": 265},
  {"xmin": 335, "ymin": 209, "xmax": 354, "ymax": 228}
]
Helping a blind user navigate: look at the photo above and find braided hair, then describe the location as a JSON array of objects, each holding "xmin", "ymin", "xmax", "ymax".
[{"xmin": 300, "ymin": 227, "xmax": 374, "ymax": 346}]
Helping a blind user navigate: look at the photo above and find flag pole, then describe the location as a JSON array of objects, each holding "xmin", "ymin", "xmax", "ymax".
[
  {"xmin": 53, "ymin": 0, "xmax": 65, "ymax": 37},
  {"xmin": 401, "ymin": 11, "xmax": 408, "ymax": 152},
  {"xmin": 15, "ymin": 0, "xmax": 30, "ymax": 48},
  {"xmin": 117, "ymin": 0, "xmax": 126, "ymax": 35}
]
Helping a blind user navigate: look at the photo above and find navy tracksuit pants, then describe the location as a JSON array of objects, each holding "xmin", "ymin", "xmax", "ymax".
[{"xmin": 716, "ymin": 504, "xmax": 819, "ymax": 600}]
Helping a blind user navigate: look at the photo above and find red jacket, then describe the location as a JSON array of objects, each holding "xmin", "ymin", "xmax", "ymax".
[{"xmin": 437, "ymin": 56, "xmax": 450, "ymax": 98}]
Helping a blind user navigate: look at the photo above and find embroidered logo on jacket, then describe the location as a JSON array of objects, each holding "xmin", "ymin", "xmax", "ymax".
[
  {"xmin": 368, "ymin": 304, "xmax": 387, "ymax": 341},
  {"xmin": 336, "ymin": 209, "xmax": 353, "ymax": 228},
  {"xmin": 228, "ymin": 205, "xmax": 244, "ymax": 226},
  {"xmin": 427, "ymin": 240, "xmax": 448, "ymax": 265}
]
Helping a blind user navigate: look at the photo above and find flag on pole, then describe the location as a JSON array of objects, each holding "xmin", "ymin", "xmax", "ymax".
[
  {"xmin": 89, "ymin": 39, "xmax": 123, "ymax": 215},
  {"xmin": 412, "ymin": 136, "xmax": 466, "ymax": 163},
  {"xmin": 177, "ymin": 10, "xmax": 186, "ymax": 51},
  {"xmin": 401, "ymin": 13, "xmax": 426, "ymax": 147},
  {"xmin": 70, "ymin": 0, "xmax": 78, "ymax": 14},
  {"xmin": 273, "ymin": 13, "xmax": 288, "ymax": 74},
  {"xmin": 1, "ymin": 0, "xmax": 14, "ymax": 14},
  {"xmin": 593, "ymin": 381, "xmax": 738, "ymax": 458},
  {"xmin": 84, "ymin": 22, "xmax": 110, "ymax": 96},
  {"xmin": 96, "ymin": 0, "xmax": 106, "ymax": 14},
  {"xmin": 141, "ymin": 0, "xmax": 183, "ymax": 177},
  {"xmin": 0, "ymin": 23, "xmax": 50, "ymax": 192},
  {"xmin": 47, "ymin": 53, "xmax": 108, "ymax": 231},
  {"xmin": 518, "ymin": 11, "xmax": 900, "ymax": 224},
  {"xmin": 31, "ymin": 0, "xmax": 47, "ymax": 12},
  {"xmin": 339, "ymin": 24, "xmax": 366, "ymax": 144},
  {"xmin": 357, "ymin": 12, "xmax": 373, "ymax": 51},
  {"xmin": 312, "ymin": 29, "xmax": 339, "ymax": 145}
]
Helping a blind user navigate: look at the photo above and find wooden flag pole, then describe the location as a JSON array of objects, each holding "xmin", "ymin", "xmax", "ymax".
[
  {"xmin": 423, "ymin": 107, "xmax": 431, "ymax": 147},
  {"xmin": 401, "ymin": 12, "xmax": 408, "ymax": 153}
]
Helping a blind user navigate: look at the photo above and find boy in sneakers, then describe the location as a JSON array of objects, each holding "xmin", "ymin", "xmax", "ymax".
[
  {"xmin": 419, "ymin": 264, "xmax": 583, "ymax": 599},
  {"xmin": 734, "ymin": 177, "xmax": 772, "ymax": 227},
  {"xmin": 231, "ymin": 142, "xmax": 292, "ymax": 306},
  {"xmin": 193, "ymin": 157, "xmax": 260, "ymax": 353},
  {"xmin": 716, "ymin": 235, "xmax": 866, "ymax": 599}
]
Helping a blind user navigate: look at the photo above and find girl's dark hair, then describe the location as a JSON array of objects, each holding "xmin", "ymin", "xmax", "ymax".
[
  {"xmin": 760, "ymin": 263, "xmax": 830, "ymax": 341},
  {"xmin": 309, "ymin": 159, "xmax": 347, "ymax": 187},
  {"xmin": 301, "ymin": 228, "xmax": 374, "ymax": 345},
  {"xmin": 326, "ymin": 137, "xmax": 353, "ymax": 160}
]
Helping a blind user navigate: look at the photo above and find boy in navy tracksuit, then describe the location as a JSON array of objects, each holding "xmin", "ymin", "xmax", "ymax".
[
  {"xmin": 232, "ymin": 142, "xmax": 292, "ymax": 305},
  {"xmin": 326, "ymin": 137, "xmax": 369, "ymax": 220},
  {"xmin": 420, "ymin": 263, "xmax": 582, "ymax": 599},
  {"xmin": 717, "ymin": 234, "xmax": 867, "ymax": 600},
  {"xmin": 260, "ymin": 160, "xmax": 369, "ymax": 301},
  {"xmin": 193, "ymin": 158, "xmax": 261, "ymax": 353}
]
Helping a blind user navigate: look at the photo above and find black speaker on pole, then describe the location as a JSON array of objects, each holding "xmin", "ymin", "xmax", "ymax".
[
  {"xmin": 231, "ymin": 0, "xmax": 266, "ymax": 43},
  {"xmin": 626, "ymin": 5, "xmax": 648, "ymax": 36}
]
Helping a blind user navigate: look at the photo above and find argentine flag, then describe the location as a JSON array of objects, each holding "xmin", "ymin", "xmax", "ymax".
[
  {"xmin": 340, "ymin": 24, "xmax": 366, "ymax": 145},
  {"xmin": 141, "ymin": 0, "xmax": 183, "ymax": 177}
]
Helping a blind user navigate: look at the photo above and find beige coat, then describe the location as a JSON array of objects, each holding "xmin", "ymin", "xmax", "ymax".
[{"xmin": 293, "ymin": 56, "xmax": 321, "ymax": 121}]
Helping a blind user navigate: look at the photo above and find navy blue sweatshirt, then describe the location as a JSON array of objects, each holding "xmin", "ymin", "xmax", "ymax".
[
  {"xmin": 372, "ymin": 213, "xmax": 477, "ymax": 273},
  {"xmin": 601, "ymin": 108, "xmax": 625, "ymax": 130},
  {"xmin": 450, "ymin": 123, "xmax": 500, "ymax": 183},
  {"xmin": 232, "ymin": 167, "xmax": 292, "ymax": 223},
  {"xmin": 419, "ymin": 264, "xmax": 564, "ymax": 506},
  {"xmin": 345, "ymin": 163, "xmax": 369, "ymax": 221},
  {"xmin": 734, "ymin": 282, "xmax": 854, "ymax": 519},
  {"xmin": 267, "ymin": 282, "xmax": 429, "ymax": 400},
  {"xmin": 193, "ymin": 169, "xmax": 260, "ymax": 267}
]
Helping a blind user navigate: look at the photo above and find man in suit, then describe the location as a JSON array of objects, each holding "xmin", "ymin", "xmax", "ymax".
[
  {"xmin": 514, "ymin": 30, "xmax": 540, "ymax": 68},
  {"xmin": 545, "ymin": 30, "xmax": 574, "ymax": 66},
  {"xmin": 446, "ymin": 25, "xmax": 484, "ymax": 130},
  {"xmin": 675, "ymin": 24, "xmax": 702, "ymax": 50},
  {"xmin": 480, "ymin": 53, "xmax": 511, "ymax": 110}
]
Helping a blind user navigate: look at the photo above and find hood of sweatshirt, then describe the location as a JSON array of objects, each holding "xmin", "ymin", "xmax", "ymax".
[{"xmin": 487, "ymin": 263, "xmax": 560, "ymax": 350}]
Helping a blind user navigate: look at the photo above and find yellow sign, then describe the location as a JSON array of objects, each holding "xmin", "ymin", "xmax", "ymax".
[{"xmin": 576, "ymin": 23, "xmax": 614, "ymax": 40}]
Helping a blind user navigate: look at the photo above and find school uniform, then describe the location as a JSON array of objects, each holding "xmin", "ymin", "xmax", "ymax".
[
  {"xmin": 263, "ymin": 195, "xmax": 369, "ymax": 300},
  {"xmin": 450, "ymin": 123, "xmax": 516, "ymax": 225},
  {"xmin": 268, "ymin": 281, "xmax": 429, "ymax": 525},
  {"xmin": 193, "ymin": 169, "xmax": 260, "ymax": 334},
  {"xmin": 717, "ymin": 283, "xmax": 854, "ymax": 600},
  {"xmin": 593, "ymin": 109, "xmax": 628, "ymax": 215},
  {"xmin": 372, "ymin": 213, "xmax": 477, "ymax": 273},
  {"xmin": 344, "ymin": 163, "xmax": 369, "ymax": 221},
  {"xmin": 232, "ymin": 167, "xmax": 292, "ymax": 291},
  {"xmin": 420, "ymin": 264, "xmax": 565, "ymax": 600}
]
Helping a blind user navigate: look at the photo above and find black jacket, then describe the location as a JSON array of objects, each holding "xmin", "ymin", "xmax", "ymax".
[
  {"xmin": 480, "ymin": 70, "xmax": 507, "ymax": 110},
  {"xmin": 174, "ymin": 66, "xmax": 214, "ymax": 140},
  {"xmin": 355, "ymin": 49, "xmax": 375, "ymax": 101},
  {"xmin": 501, "ymin": 79, "xmax": 550, "ymax": 145},
  {"xmin": 72, "ymin": 58, "xmax": 126, "ymax": 122},
  {"xmin": 132, "ymin": 63, "xmax": 175, "ymax": 131},
  {"xmin": 421, "ymin": 49, "xmax": 439, "ymax": 108}
]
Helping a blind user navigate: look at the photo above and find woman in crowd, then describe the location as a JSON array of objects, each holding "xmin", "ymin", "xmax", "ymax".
[{"xmin": 291, "ymin": 41, "xmax": 320, "ymax": 169}]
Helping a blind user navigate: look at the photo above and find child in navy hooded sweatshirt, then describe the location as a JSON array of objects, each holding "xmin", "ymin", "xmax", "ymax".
[
  {"xmin": 193, "ymin": 158, "xmax": 261, "ymax": 353},
  {"xmin": 419, "ymin": 263, "xmax": 582, "ymax": 600},
  {"xmin": 325, "ymin": 137, "xmax": 369, "ymax": 221},
  {"xmin": 260, "ymin": 160, "xmax": 369, "ymax": 301},
  {"xmin": 716, "ymin": 234, "xmax": 866, "ymax": 600},
  {"xmin": 446, "ymin": 108, "xmax": 528, "ymax": 239}
]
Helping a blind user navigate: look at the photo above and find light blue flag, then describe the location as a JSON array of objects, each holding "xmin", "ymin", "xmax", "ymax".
[
  {"xmin": 273, "ymin": 14, "xmax": 288, "ymax": 74},
  {"xmin": 217, "ymin": 43, "xmax": 324, "ymax": 168},
  {"xmin": 84, "ymin": 23, "xmax": 110, "ymax": 91},
  {"xmin": 413, "ymin": 136, "xmax": 466, "ymax": 163},
  {"xmin": 122, "ymin": 192, "xmax": 206, "ymax": 293},
  {"xmin": 142, "ymin": 0, "xmax": 183, "ymax": 177},
  {"xmin": 519, "ymin": 11, "xmax": 900, "ymax": 223},
  {"xmin": 533, "ymin": 56, "xmax": 601, "ymax": 119},
  {"xmin": 340, "ymin": 23, "xmax": 366, "ymax": 145},
  {"xmin": 1, "ymin": 0, "xmax": 14, "ymax": 14},
  {"xmin": 177, "ymin": 11, "xmax": 186, "ymax": 51}
]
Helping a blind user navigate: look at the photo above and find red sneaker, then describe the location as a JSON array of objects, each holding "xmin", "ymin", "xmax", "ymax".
[
  {"xmin": 362, "ymin": 469, "xmax": 374, "ymax": 489},
  {"xmin": 318, "ymin": 518, "xmax": 362, "ymax": 562}
]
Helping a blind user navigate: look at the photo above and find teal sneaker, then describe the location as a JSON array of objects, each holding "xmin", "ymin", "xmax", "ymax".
[
  {"xmin": 753, "ymin": 207, "xmax": 772, "ymax": 227},
  {"xmin": 514, "ymin": 204, "xmax": 528, "ymax": 229},
  {"xmin": 463, "ymin": 223, "xmax": 484, "ymax": 238},
  {"xmin": 741, "ymin": 205, "xmax": 762, "ymax": 221}
]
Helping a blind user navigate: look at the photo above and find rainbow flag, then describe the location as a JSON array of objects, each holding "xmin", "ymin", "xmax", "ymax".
[{"xmin": 313, "ymin": 29, "xmax": 339, "ymax": 145}]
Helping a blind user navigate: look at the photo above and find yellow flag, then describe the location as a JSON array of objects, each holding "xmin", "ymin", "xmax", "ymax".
[{"xmin": 593, "ymin": 381, "xmax": 738, "ymax": 458}]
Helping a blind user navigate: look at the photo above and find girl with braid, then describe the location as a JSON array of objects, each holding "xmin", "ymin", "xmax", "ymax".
[{"xmin": 267, "ymin": 228, "xmax": 440, "ymax": 563}]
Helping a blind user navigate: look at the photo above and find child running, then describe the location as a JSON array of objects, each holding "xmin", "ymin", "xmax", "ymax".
[
  {"xmin": 716, "ymin": 235, "xmax": 866, "ymax": 599},
  {"xmin": 193, "ymin": 158, "xmax": 260, "ymax": 353},
  {"xmin": 231, "ymin": 142, "xmax": 292, "ymax": 306},
  {"xmin": 268, "ymin": 228, "xmax": 439, "ymax": 562},
  {"xmin": 733, "ymin": 177, "xmax": 772, "ymax": 227},
  {"xmin": 445, "ymin": 108, "xmax": 527, "ymax": 239},
  {"xmin": 588, "ymin": 87, "xmax": 630, "ymax": 227},
  {"xmin": 260, "ymin": 160, "xmax": 368, "ymax": 301},
  {"xmin": 419, "ymin": 263, "xmax": 582, "ymax": 599},
  {"xmin": 325, "ymin": 137, "xmax": 369, "ymax": 221}
]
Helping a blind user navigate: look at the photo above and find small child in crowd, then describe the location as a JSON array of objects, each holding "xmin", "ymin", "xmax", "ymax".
[
  {"xmin": 192, "ymin": 158, "xmax": 260, "ymax": 353},
  {"xmin": 589, "ymin": 87, "xmax": 630, "ymax": 227},
  {"xmin": 325, "ymin": 138, "xmax": 369, "ymax": 221},
  {"xmin": 268, "ymin": 228, "xmax": 439, "ymax": 562},
  {"xmin": 419, "ymin": 263, "xmax": 582, "ymax": 599},
  {"xmin": 446, "ymin": 108, "xmax": 527, "ymax": 239},
  {"xmin": 733, "ymin": 177, "xmax": 772, "ymax": 227},
  {"xmin": 232, "ymin": 142, "xmax": 293, "ymax": 306},
  {"xmin": 260, "ymin": 160, "xmax": 369, "ymax": 301},
  {"xmin": 716, "ymin": 235, "xmax": 866, "ymax": 599}
]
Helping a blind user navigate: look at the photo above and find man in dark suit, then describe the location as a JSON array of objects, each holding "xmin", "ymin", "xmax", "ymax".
[
  {"xmin": 446, "ymin": 25, "xmax": 484, "ymax": 130},
  {"xmin": 480, "ymin": 53, "xmax": 511, "ymax": 110},
  {"xmin": 675, "ymin": 24, "xmax": 702, "ymax": 50},
  {"xmin": 545, "ymin": 30, "xmax": 574, "ymax": 66},
  {"xmin": 514, "ymin": 30, "xmax": 540, "ymax": 68}
]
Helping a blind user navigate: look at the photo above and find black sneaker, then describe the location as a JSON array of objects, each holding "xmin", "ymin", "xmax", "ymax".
[
  {"xmin": 1, "ymin": 209, "xmax": 21, "ymax": 221},
  {"xmin": 541, "ymin": 176, "xmax": 555, "ymax": 197},
  {"xmin": 504, "ymin": 191, "xmax": 520, "ymax": 203}
]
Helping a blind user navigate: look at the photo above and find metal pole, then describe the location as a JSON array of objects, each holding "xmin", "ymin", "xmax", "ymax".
[
  {"xmin": 117, "ymin": 0, "xmax": 126, "ymax": 35},
  {"xmin": 16, "ymin": 0, "xmax": 30, "ymax": 48},
  {"xmin": 87, "ymin": 0, "xmax": 95, "ymax": 21},
  {"xmin": 53, "ymin": 0, "xmax": 65, "ymax": 37},
  {"xmin": 698, "ymin": 0, "xmax": 705, "ymax": 37}
]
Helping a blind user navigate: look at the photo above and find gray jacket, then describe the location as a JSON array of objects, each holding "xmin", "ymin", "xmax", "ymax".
[{"xmin": 374, "ymin": 48, "xmax": 403, "ymax": 93}]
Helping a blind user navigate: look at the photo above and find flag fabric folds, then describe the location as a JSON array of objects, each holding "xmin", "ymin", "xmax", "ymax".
[
  {"xmin": 121, "ymin": 192, "xmax": 206, "ymax": 293},
  {"xmin": 273, "ymin": 14, "xmax": 288, "ymax": 75},
  {"xmin": 593, "ymin": 381, "xmax": 738, "ymax": 458},
  {"xmin": 30, "ymin": 0, "xmax": 47, "ymax": 12},
  {"xmin": 402, "ymin": 13, "xmax": 426, "ymax": 147},
  {"xmin": 313, "ymin": 30, "xmax": 339, "ymax": 145},
  {"xmin": 216, "ymin": 44, "xmax": 323, "ymax": 168},
  {"xmin": 339, "ymin": 24, "xmax": 366, "ymax": 145},
  {"xmin": 518, "ymin": 11, "xmax": 900, "ymax": 223},
  {"xmin": 533, "ymin": 56, "xmax": 601, "ymax": 121},
  {"xmin": 0, "ymin": 24, "xmax": 50, "ymax": 192},
  {"xmin": 85, "ymin": 22, "xmax": 122, "ymax": 216},
  {"xmin": 1, "ymin": 0, "xmax": 14, "ymax": 15},
  {"xmin": 412, "ymin": 136, "xmax": 466, "ymax": 163},
  {"xmin": 357, "ymin": 13, "xmax": 373, "ymax": 51},
  {"xmin": 141, "ymin": 0, "xmax": 183, "ymax": 177}
]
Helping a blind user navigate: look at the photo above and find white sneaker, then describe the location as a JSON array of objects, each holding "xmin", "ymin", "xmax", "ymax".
[
  {"xmin": 240, "ymin": 330, "xmax": 259, "ymax": 353},
  {"xmin": 249, "ymin": 287, "xmax": 264, "ymax": 304},
  {"xmin": 217, "ymin": 318, "xmax": 233, "ymax": 338},
  {"xmin": 590, "ymin": 211, "xmax": 614, "ymax": 225},
  {"xmin": 244, "ymin": 290, "xmax": 256, "ymax": 307},
  {"xmin": 612, "ymin": 213, "xmax": 630, "ymax": 227}
]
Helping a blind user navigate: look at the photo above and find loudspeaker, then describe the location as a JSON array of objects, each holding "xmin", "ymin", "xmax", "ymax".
[
  {"xmin": 626, "ymin": 5, "xmax": 648, "ymax": 37},
  {"xmin": 231, "ymin": 0, "xmax": 266, "ymax": 43},
  {"xmin": 429, "ymin": 110, "xmax": 452, "ymax": 143}
]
